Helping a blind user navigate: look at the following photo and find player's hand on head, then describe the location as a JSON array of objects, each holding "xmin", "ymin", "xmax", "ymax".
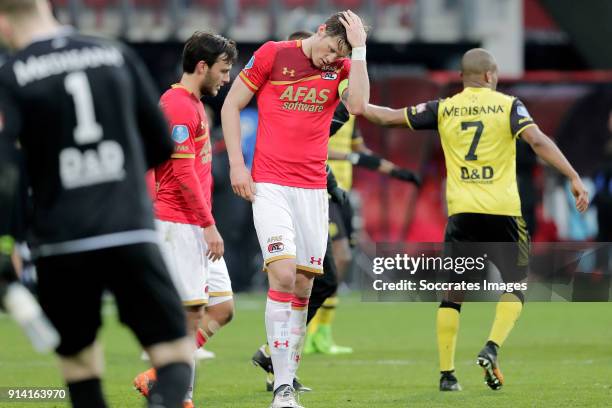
[
  {"xmin": 203, "ymin": 224, "xmax": 224, "ymax": 261},
  {"xmin": 230, "ymin": 164, "xmax": 256, "ymax": 202},
  {"xmin": 340, "ymin": 10, "xmax": 367, "ymax": 48},
  {"xmin": 570, "ymin": 177, "xmax": 589, "ymax": 213}
]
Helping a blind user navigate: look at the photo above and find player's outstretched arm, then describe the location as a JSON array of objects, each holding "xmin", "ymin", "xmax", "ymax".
[
  {"xmin": 221, "ymin": 79, "xmax": 256, "ymax": 202},
  {"xmin": 363, "ymin": 104, "xmax": 409, "ymax": 128},
  {"xmin": 341, "ymin": 10, "xmax": 369, "ymax": 115},
  {"xmin": 521, "ymin": 125, "xmax": 589, "ymax": 212}
]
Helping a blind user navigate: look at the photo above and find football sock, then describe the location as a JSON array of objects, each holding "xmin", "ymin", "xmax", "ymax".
[
  {"xmin": 185, "ymin": 358, "xmax": 195, "ymax": 401},
  {"xmin": 318, "ymin": 295, "xmax": 338, "ymax": 327},
  {"xmin": 488, "ymin": 291, "xmax": 524, "ymax": 347},
  {"xmin": 196, "ymin": 328, "xmax": 208, "ymax": 349},
  {"xmin": 148, "ymin": 362, "xmax": 191, "ymax": 408},
  {"xmin": 437, "ymin": 300, "xmax": 461, "ymax": 372},
  {"xmin": 67, "ymin": 377, "xmax": 107, "ymax": 408},
  {"xmin": 307, "ymin": 310, "xmax": 321, "ymax": 335},
  {"xmin": 288, "ymin": 296, "xmax": 309, "ymax": 380},
  {"xmin": 265, "ymin": 289, "xmax": 293, "ymax": 390}
]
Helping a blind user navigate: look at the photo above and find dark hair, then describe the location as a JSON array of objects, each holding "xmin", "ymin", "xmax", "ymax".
[
  {"xmin": 323, "ymin": 12, "xmax": 369, "ymax": 53},
  {"xmin": 182, "ymin": 31, "xmax": 238, "ymax": 74},
  {"xmin": 288, "ymin": 30, "xmax": 314, "ymax": 41}
]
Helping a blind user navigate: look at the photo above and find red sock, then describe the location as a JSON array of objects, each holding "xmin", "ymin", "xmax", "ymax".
[{"xmin": 196, "ymin": 328, "xmax": 208, "ymax": 349}]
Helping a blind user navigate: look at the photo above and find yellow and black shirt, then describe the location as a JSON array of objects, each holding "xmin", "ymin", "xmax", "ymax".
[
  {"xmin": 404, "ymin": 87, "xmax": 536, "ymax": 216},
  {"xmin": 328, "ymin": 108, "xmax": 363, "ymax": 191}
]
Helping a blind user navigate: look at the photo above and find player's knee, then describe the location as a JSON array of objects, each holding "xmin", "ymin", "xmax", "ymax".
[
  {"xmin": 332, "ymin": 240, "xmax": 352, "ymax": 271},
  {"xmin": 444, "ymin": 291, "xmax": 465, "ymax": 304},
  {"xmin": 222, "ymin": 308, "xmax": 234, "ymax": 325},
  {"xmin": 185, "ymin": 305, "xmax": 205, "ymax": 335},
  {"xmin": 270, "ymin": 271, "xmax": 295, "ymax": 292},
  {"xmin": 267, "ymin": 259, "xmax": 297, "ymax": 292},
  {"xmin": 294, "ymin": 271, "xmax": 314, "ymax": 298},
  {"xmin": 335, "ymin": 253, "xmax": 352, "ymax": 272},
  {"xmin": 214, "ymin": 301, "xmax": 235, "ymax": 326},
  {"xmin": 146, "ymin": 336, "xmax": 193, "ymax": 368},
  {"xmin": 60, "ymin": 341, "xmax": 104, "ymax": 382}
]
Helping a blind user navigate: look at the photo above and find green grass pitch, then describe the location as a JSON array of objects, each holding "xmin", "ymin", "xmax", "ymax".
[{"xmin": 1, "ymin": 295, "xmax": 611, "ymax": 407}]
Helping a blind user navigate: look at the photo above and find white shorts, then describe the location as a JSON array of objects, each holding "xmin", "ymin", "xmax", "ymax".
[
  {"xmin": 207, "ymin": 257, "xmax": 233, "ymax": 307},
  {"xmin": 252, "ymin": 182, "xmax": 328, "ymax": 274},
  {"xmin": 156, "ymin": 219, "xmax": 208, "ymax": 306}
]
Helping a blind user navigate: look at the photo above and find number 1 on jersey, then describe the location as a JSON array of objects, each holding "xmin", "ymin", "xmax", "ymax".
[
  {"xmin": 65, "ymin": 71, "xmax": 103, "ymax": 145},
  {"xmin": 462, "ymin": 121, "xmax": 484, "ymax": 161}
]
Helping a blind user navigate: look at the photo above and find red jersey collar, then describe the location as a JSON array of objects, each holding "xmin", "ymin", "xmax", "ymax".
[{"xmin": 171, "ymin": 83, "xmax": 200, "ymax": 101}]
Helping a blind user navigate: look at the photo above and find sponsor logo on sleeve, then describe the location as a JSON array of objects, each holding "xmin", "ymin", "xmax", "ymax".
[
  {"xmin": 517, "ymin": 105, "xmax": 530, "ymax": 118},
  {"xmin": 244, "ymin": 55, "xmax": 255, "ymax": 70},
  {"xmin": 171, "ymin": 125, "xmax": 189, "ymax": 143}
]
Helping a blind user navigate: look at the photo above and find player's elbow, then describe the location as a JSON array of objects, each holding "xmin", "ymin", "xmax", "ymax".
[
  {"xmin": 527, "ymin": 138, "xmax": 544, "ymax": 152},
  {"xmin": 524, "ymin": 131, "xmax": 548, "ymax": 152},
  {"xmin": 346, "ymin": 99, "xmax": 366, "ymax": 116},
  {"xmin": 220, "ymin": 99, "xmax": 236, "ymax": 118}
]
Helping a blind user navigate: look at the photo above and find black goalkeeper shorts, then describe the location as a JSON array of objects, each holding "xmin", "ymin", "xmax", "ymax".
[{"xmin": 36, "ymin": 242, "xmax": 186, "ymax": 356}]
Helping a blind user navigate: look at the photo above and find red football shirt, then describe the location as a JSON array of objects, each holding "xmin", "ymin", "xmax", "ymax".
[
  {"xmin": 239, "ymin": 40, "xmax": 350, "ymax": 188},
  {"xmin": 154, "ymin": 84, "xmax": 214, "ymax": 227}
]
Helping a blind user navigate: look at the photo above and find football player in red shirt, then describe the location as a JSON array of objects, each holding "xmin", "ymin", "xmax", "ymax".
[
  {"xmin": 222, "ymin": 11, "xmax": 369, "ymax": 408},
  {"xmin": 134, "ymin": 32, "xmax": 237, "ymax": 408}
]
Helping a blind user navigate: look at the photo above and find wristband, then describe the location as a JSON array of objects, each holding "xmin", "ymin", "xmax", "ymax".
[
  {"xmin": 349, "ymin": 152, "xmax": 381, "ymax": 170},
  {"xmin": 351, "ymin": 46, "xmax": 366, "ymax": 61}
]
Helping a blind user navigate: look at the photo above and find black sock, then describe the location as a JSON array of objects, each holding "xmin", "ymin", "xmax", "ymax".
[
  {"xmin": 439, "ymin": 300, "xmax": 462, "ymax": 312},
  {"xmin": 486, "ymin": 340, "xmax": 500, "ymax": 352},
  {"xmin": 67, "ymin": 378, "xmax": 107, "ymax": 408},
  {"xmin": 148, "ymin": 362, "xmax": 191, "ymax": 408}
]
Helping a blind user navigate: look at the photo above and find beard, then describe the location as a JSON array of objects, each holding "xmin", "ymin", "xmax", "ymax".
[{"xmin": 199, "ymin": 74, "xmax": 218, "ymax": 97}]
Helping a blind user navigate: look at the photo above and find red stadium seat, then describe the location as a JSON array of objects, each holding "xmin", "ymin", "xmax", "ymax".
[
  {"xmin": 83, "ymin": 0, "xmax": 119, "ymax": 6},
  {"xmin": 329, "ymin": 0, "xmax": 363, "ymax": 8},
  {"xmin": 282, "ymin": 0, "xmax": 318, "ymax": 7},
  {"xmin": 240, "ymin": 0, "xmax": 270, "ymax": 6},
  {"xmin": 377, "ymin": 0, "xmax": 414, "ymax": 5},
  {"xmin": 192, "ymin": 0, "xmax": 222, "ymax": 5},
  {"xmin": 132, "ymin": 0, "xmax": 163, "ymax": 5}
]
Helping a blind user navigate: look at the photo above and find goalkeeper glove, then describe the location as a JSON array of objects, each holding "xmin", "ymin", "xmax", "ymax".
[
  {"xmin": 329, "ymin": 186, "xmax": 349, "ymax": 206},
  {"xmin": 326, "ymin": 165, "xmax": 350, "ymax": 206},
  {"xmin": 347, "ymin": 152, "xmax": 382, "ymax": 170},
  {"xmin": 390, "ymin": 168, "xmax": 422, "ymax": 187}
]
